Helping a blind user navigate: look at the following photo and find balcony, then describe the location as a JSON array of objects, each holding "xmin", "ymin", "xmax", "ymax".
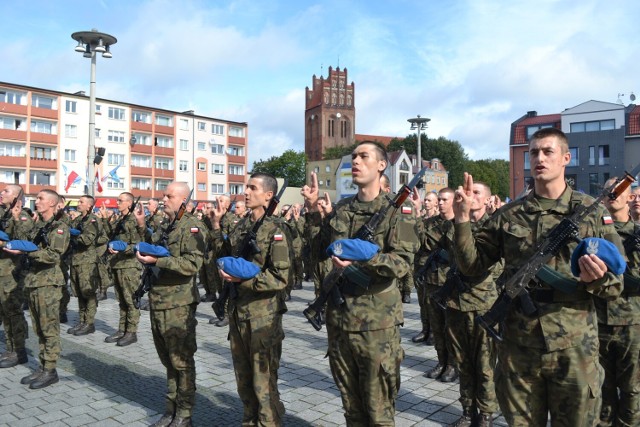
[
  {"xmin": 30, "ymin": 132, "xmax": 57, "ymax": 144},
  {"xmin": 131, "ymin": 189, "xmax": 152, "ymax": 199},
  {"xmin": 227, "ymin": 154, "xmax": 245, "ymax": 164},
  {"xmin": 131, "ymin": 166, "xmax": 153, "ymax": 176},
  {"xmin": 0, "ymin": 156, "xmax": 27, "ymax": 167},
  {"xmin": 131, "ymin": 144, "xmax": 153, "ymax": 154},
  {"xmin": 131, "ymin": 121, "xmax": 152, "ymax": 132},
  {"xmin": 228, "ymin": 174, "xmax": 245, "ymax": 183},
  {"xmin": 155, "ymin": 124, "xmax": 174, "ymax": 135},
  {"xmin": 154, "ymin": 168, "xmax": 174, "ymax": 179},
  {"xmin": 228, "ymin": 135, "xmax": 246, "ymax": 146},
  {"xmin": 155, "ymin": 146, "xmax": 173, "ymax": 156},
  {"xmin": 31, "ymin": 106, "xmax": 58, "ymax": 120},
  {"xmin": 0, "ymin": 129, "xmax": 27, "ymax": 141},
  {"xmin": 0, "ymin": 102, "xmax": 27, "ymax": 115},
  {"xmin": 30, "ymin": 157, "xmax": 57, "ymax": 169},
  {"xmin": 29, "ymin": 184, "xmax": 56, "ymax": 194}
]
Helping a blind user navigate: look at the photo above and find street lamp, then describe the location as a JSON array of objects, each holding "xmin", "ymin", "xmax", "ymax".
[
  {"xmin": 71, "ymin": 29, "xmax": 117, "ymax": 196},
  {"xmin": 407, "ymin": 115, "xmax": 430, "ymax": 170}
]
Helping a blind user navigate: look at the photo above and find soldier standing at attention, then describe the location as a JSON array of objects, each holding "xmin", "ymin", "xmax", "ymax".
[
  {"xmin": 302, "ymin": 141, "xmax": 419, "ymax": 425},
  {"xmin": 135, "ymin": 182, "xmax": 204, "ymax": 427},
  {"xmin": 57, "ymin": 196, "xmax": 71, "ymax": 324},
  {"xmin": 0, "ymin": 184, "xmax": 33, "ymax": 369},
  {"xmin": 5, "ymin": 190, "xmax": 69, "ymax": 389},
  {"xmin": 630, "ymin": 187, "xmax": 640, "ymax": 223},
  {"xmin": 198, "ymin": 202, "xmax": 217, "ymax": 303},
  {"xmin": 208, "ymin": 194, "xmax": 234, "ymax": 327},
  {"xmin": 211, "ymin": 173, "xmax": 290, "ymax": 426},
  {"xmin": 103, "ymin": 192, "xmax": 142, "ymax": 347},
  {"xmin": 146, "ymin": 198, "xmax": 164, "ymax": 232},
  {"xmin": 452, "ymin": 128, "xmax": 624, "ymax": 426},
  {"xmin": 596, "ymin": 178, "xmax": 640, "ymax": 426},
  {"xmin": 67, "ymin": 195, "xmax": 102, "ymax": 336}
]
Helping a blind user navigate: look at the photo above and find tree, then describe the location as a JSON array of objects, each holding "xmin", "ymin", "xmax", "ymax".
[
  {"xmin": 323, "ymin": 143, "xmax": 357, "ymax": 160},
  {"xmin": 251, "ymin": 150, "xmax": 307, "ymax": 187},
  {"xmin": 464, "ymin": 159, "xmax": 510, "ymax": 199}
]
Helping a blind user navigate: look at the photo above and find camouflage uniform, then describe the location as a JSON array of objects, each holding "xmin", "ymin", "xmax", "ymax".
[
  {"xmin": 139, "ymin": 212, "xmax": 205, "ymax": 420},
  {"xmin": 69, "ymin": 212, "xmax": 101, "ymax": 327},
  {"xmin": 212, "ymin": 214, "xmax": 289, "ymax": 426},
  {"xmin": 25, "ymin": 217, "xmax": 70, "ymax": 370},
  {"xmin": 106, "ymin": 214, "xmax": 143, "ymax": 334},
  {"xmin": 58, "ymin": 212, "xmax": 72, "ymax": 319},
  {"xmin": 146, "ymin": 210, "xmax": 165, "ymax": 232},
  {"xmin": 413, "ymin": 217, "xmax": 431, "ymax": 335},
  {"xmin": 454, "ymin": 187, "xmax": 623, "ymax": 426},
  {"xmin": 0, "ymin": 207, "xmax": 33, "ymax": 358},
  {"xmin": 309, "ymin": 193, "xmax": 419, "ymax": 425},
  {"xmin": 595, "ymin": 220, "xmax": 640, "ymax": 427},
  {"xmin": 198, "ymin": 216, "xmax": 217, "ymax": 300},
  {"xmin": 96, "ymin": 218, "xmax": 112, "ymax": 298},
  {"xmin": 440, "ymin": 214, "xmax": 500, "ymax": 417}
]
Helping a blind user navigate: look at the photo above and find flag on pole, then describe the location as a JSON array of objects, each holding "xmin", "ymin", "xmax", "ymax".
[
  {"xmin": 65, "ymin": 170, "xmax": 81, "ymax": 192},
  {"xmin": 102, "ymin": 164, "xmax": 122, "ymax": 183},
  {"xmin": 95, "ymin": 170, "xmax": 103, "ymax": 193}
]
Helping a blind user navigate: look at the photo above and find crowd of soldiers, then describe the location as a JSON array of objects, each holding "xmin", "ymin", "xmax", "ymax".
[{"xmin": 0, "ymin": 131, "xmax": 640, "ymax": 427}]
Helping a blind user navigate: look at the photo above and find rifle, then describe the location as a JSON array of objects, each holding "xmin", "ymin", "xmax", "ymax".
[
  {"xmin": 476, "ymin": 165, "xmax": 640, "ymax": 341},
  {"xmin": 0, "ymin": 188, "xmax": 23, "ymax": 231},
  {"xmin": 212, "ymin": 180, "xmax": 288, "ymax": 320},
  {"xmin": 133, "ymin": 190, "xmax": 193, "ymax": 309},
  {"xmin": 303, "ymin": 167, "xmax": 428, "ymax": 331},
  {"xmin": 413, "ymin": 248, "xmax": 447, "ymax": 288},
  {"xmin": 99, "ymin": 196, "xmax": 141, "ymax": 264}
]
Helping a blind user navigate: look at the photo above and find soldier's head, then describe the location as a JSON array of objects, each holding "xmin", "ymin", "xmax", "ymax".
[
  {"xmin": 380, "ymin": 174, "xmax": 391, "ymax": 193},
  {"xmin": 424, "ymin": 192, "xmax": 438, "ymax": 213},
  {"xmin": 604, "ymin": 177, "xmax": 632, "ymax": 218},
  {"xmin": 0, "ymin": 184, "xmax": 23, "ymax": 207},
  {"xmin": 438, "ymin": 188, "xmax": 455, "ymax": 218},
  {"xmin": 148, "ymin": 198, "xmax": 159, "ymax": 213},
  {"xmin": 78, "ymin": 195, "xmax": 95, "ymax": 215},
  {"xmin": 351, "ymin": 141, "xmax": 388, "ymax": 190},
  {"xmin": 234, "ymin": 200, "xmax": 246, "ymax": 216},
  {"xmin": 218, "ymin": 194, "xmax": 231, "ymax": 211},
  {"xmin": 470, "ymin": 182, "xmax": 492, "ymax": 215},
  {"xmin": 57, "ymin": 195, "xmax": 66, "ymax": 210},
  {"xmin": 528, "ymin": 128, "xmax": 570, "ymax": 185},
  {"xmin": 163, "ymin": 182, "xmax": 191, "ymax": 219},
  {"xmin": 630, "ymin": 187, "xmax": 640, "ymax": 222},
  {"xmin": 281, "ymin": 204, "xmax": 291, "ymax": 217},
  {"xmin": 245, "ymin": 172, "xmax": 277, "ymax": 212},
  {"xmin": 117, "ymin": 192, "xmax": 134, "ymax": 214},
  {"xmin": 35, "ymin": 189, "xmax": 59, "ymax": 218}
]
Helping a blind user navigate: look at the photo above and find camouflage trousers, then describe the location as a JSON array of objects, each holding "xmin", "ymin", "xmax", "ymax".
[
  {"xmin": 598, "ymin": 323, "xmax": 640, "ymax": 427},
  {"xmin": 96, "ymin": 259, "xmax": 112, "ymax": 294},
  {"xmin": 414, "ymin": 281, "xmax": 430, "ymax": 332},
  {"xmin": 425, "ymin": 284, "xmax": 453, "ymax": 365},
  {"xmin": 0, "ymin": 272, "xmax": 28, "ymax": 352},
  {"xmin": 60, "ymin": 260, "xmax": 70, "ymax": 315},
  {"xmin": 446, "ymin": 308, "xmax": 498, "ymax": 413},
  {"xmin": 495, "ymin": 341, "xmax": 603, "ymax": 427},
  {"xmin": 327, "ymin": 325, "xmax": 403, "ymax": 426},
  {"xmin": 113, "ymin": 268, "xmax": 141, "ymax": 333},
  {"xmin": 198, "ymin": 253, "xmax": 216, "ymax": 297},
  {"xmin": 151, "ymin": 304, "xmax": 198, "ymax": 419},
  {"xmin": 26, "ymin": 286, "xmax": 62, "ymax": 370},
  {"xmin": 229, "ymin": 312, "xmax": 285, "ymax": 427},
  {"xmin": 397, "ymin": 273, "xmax": 413, "ymax": 295},
  {"xmin": 70, "ymin": 264, "xmax": 98, "ymax": 325}
]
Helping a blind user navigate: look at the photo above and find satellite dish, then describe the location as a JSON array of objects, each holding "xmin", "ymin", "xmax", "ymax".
[{"xmin": 631, "ymin": 93, "xmax": 636, "ymax": 102}]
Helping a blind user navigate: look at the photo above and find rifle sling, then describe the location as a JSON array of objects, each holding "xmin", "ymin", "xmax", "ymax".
[{"xmin": 534, "ymin": 264, "xmax": 579, "ymax": 294}]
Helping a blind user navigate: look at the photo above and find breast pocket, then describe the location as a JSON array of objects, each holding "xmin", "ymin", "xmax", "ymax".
[{"xmin": 503, "ymin": 222, "xmax": 532, "ymax": 257}]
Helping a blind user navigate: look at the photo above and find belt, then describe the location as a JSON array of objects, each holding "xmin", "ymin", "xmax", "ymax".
[{"xmin": 528, "ymin": 288, "xmax": 590, "ymax": 304}]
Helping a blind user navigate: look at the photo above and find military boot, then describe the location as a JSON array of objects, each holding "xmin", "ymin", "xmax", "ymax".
[
  {"xmin": 97, "ymin": 290, "xmax": 107, "ymax": 301},
  {"xmin": 67, "ymin": 323, "xmax": 84, "ymax": 334},
  {"xmin": 426, "ymin": 362, "xmax": 445, "ymax": 379},
  {"xmin": 168, "ymin": 416, "xmax": 192, "ymax": 427},
  {"xmin": 215, "ymin": 318, "xmax": 229, "ymax": 327},
  {"xmin": 451, "ymin": 407, "xmax": 476, "ymax": 427},
  {"xmin": 105, "ymin": 330, "xmax": 125, "ymax": 343},
  {"xmin": 74, "ymin": 324, "xmax": 95, "ymax": 336},
  {"xmin": 20, "ymin": 368, "xmax": 43, "ymax": 385},
  {"xmin": 477, "ymin": 412, "xmax": 493, "ymax": 427},
  {"xmin": 425, "ymin": 332, "xmax": 435, "ymax": 346},
  {"xmin": 411, "ymin": 329, "xmax": 429, "ymax": 343},
  {"xmin": 440, "ymin": 365, "xmax": 458, "ymax": 383},
  {"xmin": 402, "ymin": 292, "xmax": 411, "ymax": 303},
  {"xmin": 29, "ymin": 369, "xmax": 59, "ymax": 389},
  {"xmin": 0, "ymin": 349, "xmax": 28, "ymax": 368},
  {"xmin": 151, "ymin": 412, "xmax": 174, "ymax": 427},
  {"xmin": 116, "ymin": 332, "xmax": 137, "ymax": 347}
]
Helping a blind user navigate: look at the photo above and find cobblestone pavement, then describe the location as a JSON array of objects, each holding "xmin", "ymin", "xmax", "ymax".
[{"xmin": 0, "ymin": 282, "xmax": 508, "ymax": 426}]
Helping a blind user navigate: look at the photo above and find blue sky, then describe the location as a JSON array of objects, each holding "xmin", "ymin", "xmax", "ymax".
[{"xmin": 4, "ymin": 0, "xmax": 640, "ymax": 166}]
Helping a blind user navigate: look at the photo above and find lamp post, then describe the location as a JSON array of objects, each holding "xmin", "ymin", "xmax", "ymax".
[
  {"xmin": 71, "ymin": 29, "xmax": 117, "ymax": 196},
  {"xmin": 407, "ymin": 115, "xmax": 430, "ymax": 171}
]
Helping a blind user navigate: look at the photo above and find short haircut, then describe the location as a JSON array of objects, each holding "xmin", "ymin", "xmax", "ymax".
[
  {"xmin": 474, "ymin": 181, "xmax": 492, "ymax": 197},
  {"xmin": 120, "ymin": 192, "xmax": 134, "ymax": 202},
  {"xmin": 355, "ymin": 141, "xmax": 389, "ymax": 167},
  {"xmin": 81, "ymin": 195, "xmax": 95, "ymax": 207},
  {"xmin": 380, "ymin": 174, "xmax": 391, "ymax": 189},
  {"xmin": 41, "ymin": 189, "xmax": 60, "ymax": 202},
  {"xmin": 530, "ymin": 128, "xmax": 568, "ymax": 153},
  {"xmin": 438, "ymin": 187, "xmax": 454, "ymax": 197},
  {"xmin": 250, "ymin": 172, "xmax": 278, "ymax": 194},
  {"xmin": 149, "ymin": 198, "xmax": 159, "ymax": 204}
]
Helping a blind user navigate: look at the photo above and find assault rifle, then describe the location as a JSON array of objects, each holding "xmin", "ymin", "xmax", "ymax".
[
  {"xmin": 99, "ymin": 196, "xmax": 141, "ymax": 264},
  {"xmin": 476, "ymin": 165, "xmax": 640, "ymax": 341},
  {"xmin": 133, "ymin": 190, "xmax": 192, "ymax": 309},
  {"xmin": 303, "ymin": 167, "xmax": 428, "ymax": 331},
  {"xmin": 212, "ymin": 180, "xmax": 288, "ymax": 320},
  {"xmin": 0, "ymin": 188, "xmax": 23, "ymax": 231}
]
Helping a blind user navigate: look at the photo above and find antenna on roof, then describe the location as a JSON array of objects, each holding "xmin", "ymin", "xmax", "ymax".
[{"xmin": 617, "ymin": 93, "xmax": 625, "ymax": 105}]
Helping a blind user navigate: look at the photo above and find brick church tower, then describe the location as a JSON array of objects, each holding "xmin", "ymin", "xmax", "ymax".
[{"xmin": 305, "ymin": 66, "xmax": 355, "ymax": 161}]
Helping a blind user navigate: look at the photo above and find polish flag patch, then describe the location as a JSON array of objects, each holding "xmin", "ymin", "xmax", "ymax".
[
  {"xmin": 602, "ymin": 215, "xmax": 613, "ymax": 225},
  {"xmin": 273, "ymin": 234, "xmax": 283, "ymax": 241},
  {"xmin": 401, "ymin": 206, "xmax": 412, "ymax": 214},
  {"xmin": 20, "ymin": 217, "xmax": 27, "ymax": 221},
  {"xmin": 57, "ymin": 229, "xmax": 64, "ymax": 234},
  {"xmin": 190, "ymin": 227, "xmax": 199, "ymax": 233}
]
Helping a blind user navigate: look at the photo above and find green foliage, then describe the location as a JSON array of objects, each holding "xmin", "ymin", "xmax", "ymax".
[
  {"xmin": 323, "ymin": 143, "xmax": 358, "ymax": 160},
  {"xmin": 251, "ymin": 150, "xmax": 307, "ymax": 187},
  {"xmin": 464, "ymin": 159, "xmax": 510, "ymax": 199}
]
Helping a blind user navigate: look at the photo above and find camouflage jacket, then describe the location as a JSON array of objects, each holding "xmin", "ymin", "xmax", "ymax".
[
  {"xmin": 69, "ymin": 212, "xmax": 101, "ymax": 266},
  {"xmin": 309, "ymin": 192, "xmax": 419, "ymax": 332},
  {"xmin": 106, "ymin": 213, "xmax": 142, "ymax": 270},
  {"xmin": 594, "ymin": 219, "xmax": 640, "ymax": 325},
  {"xmin": 454, "ymin": 186, "xmax": 623, "ymax": 351},
  {"xmin": 141, "ymin": 212, "xmax": 205, "ymax": 310},
  {"xmin": 146, "ymin": 211, "xmax": 165, "ymax": 233},
  {"xmin": 25, "ymin": 217, "xmax": 69, "ymax": 288},
  {"xmin": 212, "ymin": 214, "xmax": 289, "ymax": 321},
  {"xmin": 0, "ymin": 207, "xmax": 34, "ymax": 276},
  {"xmin": 419, "ymin": 215, "xmax": 452, "ymax": 287}
]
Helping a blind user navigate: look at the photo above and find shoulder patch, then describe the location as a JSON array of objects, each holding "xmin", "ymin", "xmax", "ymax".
[
  {"xmin": 190, "ymin": 227, "xmax": 199, "ymax": 233},
  {"xmin": 57, "ymin": 229, "xmax": 64, "ymax": 234},
  {"xmin": 273, "ymin": 233, "xmax": 283, "ymax": 241},
  {"xmin": 20, "ymin": 217, "xmax": 27, "ymax": 221},
  {"xmin": 91, "ymin": 219, "xmax": 96, "ymax": 223},
  {"xmin": 602, "ymin": 215, "xmax": 613, "ymax": 225},
  {"xmin": 401, "ymin": 206, "xmax": 412, "ymax": 214}
]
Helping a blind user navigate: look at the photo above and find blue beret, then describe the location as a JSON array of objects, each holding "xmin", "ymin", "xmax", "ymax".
[
  {"xmin": 135, "ymin": 242, "xmax": 170, "ymax": 257},
  {"xmin": 571, "ymin": 237, "xmax": 626, "ymax": 277},
  {"xmin": 108, "ymin": 240, "xmax": 128, "ymax": 252},
  {"xmin": 69, "ymin": 228, "xmax": 81, "ymax": 237},
  {"xmin": 0, "ymin": 231, "xmax": 9, "ymax": 241},
  {"xmin": 6, "ymin": 240, "xmax": 38, "ymax": 252},
  {"xmin": 217, "ymin": 257, "xmax": 260, "ymax": 280},
  {"xmin": 326, "ymin": 238, "xmax": 380, "ymax": 262}
]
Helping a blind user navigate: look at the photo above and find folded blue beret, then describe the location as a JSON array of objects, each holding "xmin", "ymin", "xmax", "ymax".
[
  {"xmin": 0, "ymin": 231, "xmax": 9, "ymax": 241},
  {"xmin": 571, "ymin": 237, "xmax": 626, "ymax": 277},
  {"xmin": 108, "ymin": 240, "xmax": 128, "ymax": 252},
  {"xmin": 135, "ymin": 242, "xmax": 170, "ymax": 257},
  {"xmin": 217, "ymin": 257, "xmax": 260, "ymax": 280},
  {"xmin": 69, "ymin": 228, "xmax": 81, "ymax": 237},
  {"xmin": 326, "ymin": 238, "xmax": 380, "ymax": 262},
  {"xmin": 6, "ymin": 240, "xmax": 38, "ymax": 252}
]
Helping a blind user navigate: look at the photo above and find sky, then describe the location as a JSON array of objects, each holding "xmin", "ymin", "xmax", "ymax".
[{"xmin": 3, "ymin": 0, "xmax": 640, "ymax": 166}]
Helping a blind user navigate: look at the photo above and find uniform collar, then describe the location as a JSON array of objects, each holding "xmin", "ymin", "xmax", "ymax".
[{"xmin": 524, "ymin": 184, "xmax": 574, "ymax": 214}]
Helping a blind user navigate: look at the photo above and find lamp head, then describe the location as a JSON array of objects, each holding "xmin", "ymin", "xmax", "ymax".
[
  {"xmin": 102, "ymin": 45, "xmax": 112, "ymax": 58},
  {"xmin": 75, "ymin": 38, "xmax": 85, "ymax": 53},
  {"xmin": 94, "ymin": 38, "xmax": 106, "ymax": 53},
  {"xmin": 83, "ymin": 44, "xmax": 92, "ymax": 58}
]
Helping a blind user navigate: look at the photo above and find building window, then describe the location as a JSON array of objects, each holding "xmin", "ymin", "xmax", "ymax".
[
  {"xmin": 326, "ymin": 179, "xmax": 331, "ymax": 187},
  {"xmin": 211, "ymin": 183, "xmax": 224, "ymax": 194},
  {"xmin": 108, "ymin": 130, "xmax": 125, "ymax": 143},
  {"xmin": 328, "ymin": 119, "xmax": 334, "ymax": 137},
  {"xmin": 30, "ymin": 146, "xmax": 56, "ymax": 160},
  {"xmin": 155, "ymin": 179, "xmax": 170, "ymax": 191},
  {"xmin": 179, "ymin": 160, "xmax": 189, "ymax": 172},
  {"xmin": 32, "ymin": 94, "xmax": 55, "ymax": 110},
  {"xmin": 314, "ymin": 166, "xmax": 320, "ymax": 173},
  {"xmin": 131, "ymin": 178, "xmax": 151, "ymax": 190},
  {"xmin": 526, "ymin": 124, "xmax": 553, "ymax": 139},
  {"xmin": 229, "ymin": 165, "xmax": 244, "ymax": 175},
  {"xmin": 227, "ymin": 145, "xmax": 243, "ymax": 156},
  {"xmin": 179, "ymin": 139, "xmax": 189, "ymax": 151},
  {"xmin": 589, "ymin": 146, "xmax": 595, "ymax": 166},
  {"xmin": 107, "ymin": 179, "xmax": 125, "ymax": 190},
  {"xmin": 568, "ymin": 147, "xmax": 579, "ymax": 167},
  {"xmin": 198, "ymin": 121, "xmax": 205, "ymax": 131},
  {"xmin": 523, "ymin": 152, "xmax": 530, "ymax": 170},
  {"xmin": 133, "ymin": 134, "xmax": 151, "ymax": 146},
  {"xmin": 64, "ymin": 149, "xmax": 76, "ymax": 162},
  {"xmin": 197, "ymin": 182, "xmax": 206, "ymax": 192},
  {"xmin": 571, "ymin": 119, "xmax": 616, "ymax": 133},
  {"xmin": 132, "ymin": 111, "xmax": 150, "ymax": 123},
  {"xmin": 211, "ymin": 124, "xmax": 224, "ymax": 135},
  {"xmin": 589, "ymin": 173, "xmax": 599, "ymax": 196},
  {"xmin": 108, "ymin": 153, "xmax": 125, "ymax": 165},
  {"xmin": 211, "ymin": 164, "xmax": 224, "ymax": 174},
  {"xmin": 212, "ymin": 144, "xmax": 225, "ymax": 154},
  {"xmin": 155, "ymin": 157, "xmax": 174, "ymax": 170},
  {"xmin": 0, "ymin": 90, "xmax": 25, "ymax": 105},
  {"xmin": 30, "ymin": 120, "xmax": 56, "ymax": 134},
  {"xmin": 0, "ymin": 142, "xmax": 25, "ymax": 157},
  {"xmin": 131, "ymin": 155, "xmax": 151, "ymax": 168},
  {"xmin": 156, "ymin": 115, "xmax": 173, "ymax": 127},
  {"xmin": 108, "ymin": 107, "xmax": 125, "ymax": 120},
  {"xmin": 197, "ymin": 162, "xmax": 206, "ymax": 171},
  {"xmin": 30, "ymin": 171, "xmax": 55, "ymax": 185},
  {"xmin": 64, "ymin": 124, "xmax": 77, "ymax": 138},
  {"xmin": 598, "ymin": 145, "xmax": 610, "ymax": 166},
  {"xmin": 198, "ymin": 142, "xmax": 206, "ymax": 151},
  {"xmin": 65, "ymin": 100, "xmax": 77, "ymax": 113},
  {"xmin": 179, "ymin": 119, "xmax": 189, "ymax": 130},
  {"xmin": 1, "ymin": 117, "xmax": 25, "ymax": 130},
  {"xmin": 95, "ymin": 128, "xmax": 101, "ymax": 138},
  {"xmin": 95, "ymin": 105, "xmax": 102, "ymax": 114},
  {"xmin": 229, "ymin": 126, "xmax": 244, "ymax": 137},
  {"xmin": 230, "ymin": 184, "xmax": 243, "ymax": 195},
  {"xmin": 156, "ymin": 136, "xmax": 174, "ymax": 148}
]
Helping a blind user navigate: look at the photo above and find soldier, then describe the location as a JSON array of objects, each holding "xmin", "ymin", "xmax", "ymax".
[
  {"xmin": 102, "ymin": 192, "xmax": 142, "ymax": 346},
  {"xmin": 96, "ymin": 204, "xmax": 113, "ymax": 301},
  {"xmin": 5, "ymin": 190, "xmax": 69, "ymax": 389},
  {"xmin": 596, "ymin": 177, "xmax": 640, "ymax": 426},
  {"xmin": 211, "ymin": 172, "xmax": 289, "ymax": 426},
  {"xmin": 302, "ymin": 142, "xmax": 419, "ymax": 425},
  {"xmin": 135, "ymin": 182, "xmax": 204, "ymax": 427},
  {"xmin": 424, "ymin": 191, "xmax": 439, "ymax": 218},
  {"xmin": 198, "ymin": 202, "xmax": 217, "ymax": 302},
  {"xmin": 67, "ymin": 195, "xmax": 103, "ymax": 336},
  {"xmin": 57, "ymin": 196, "xmax": 71, "ymax": 324},
  {"xmin": 146, "ymin": 198, "xmax": 164, "ymax": 232},
  {"xmin": 452, "ymin": 128, "xmax": 623, "ymax": 426},
  {"xmin": 234, "ymin": 200, "xmax": 247, "ymax": 218},
  {"xmin": 208, "ymin": 194, "xmax": 234, "ymax": 327},
  {"xmin": 630, "ymin": 187, "xmax": 640, "ymax": 223},
  {"xmin": 0, "ymin": 184, "xmax": 33, "ymax": 369},
  {"xmin": 290, "ymin": 203, "xmax": 305, "ymax": 290}
]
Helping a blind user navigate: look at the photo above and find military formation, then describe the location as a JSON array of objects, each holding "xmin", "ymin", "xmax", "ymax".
[{"xmin": 0, "ymin": 131, "xmax": 640, "ymax": 427}]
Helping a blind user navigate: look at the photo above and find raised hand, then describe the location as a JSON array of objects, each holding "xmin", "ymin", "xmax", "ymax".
[
  {"xmin": 409, "ymin": 187, "xmax": 422, "ymax": 216},
  {"xmin": 453, "ymin": 172, "xmax": 474, "ymax": 223},
  {"xmin": 301, "ymin": 172, "xmax": 319, "ymax": 209},
  {"xmin": 318, "ymin": 192, "xmax": 333, "ymax": 217}
]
